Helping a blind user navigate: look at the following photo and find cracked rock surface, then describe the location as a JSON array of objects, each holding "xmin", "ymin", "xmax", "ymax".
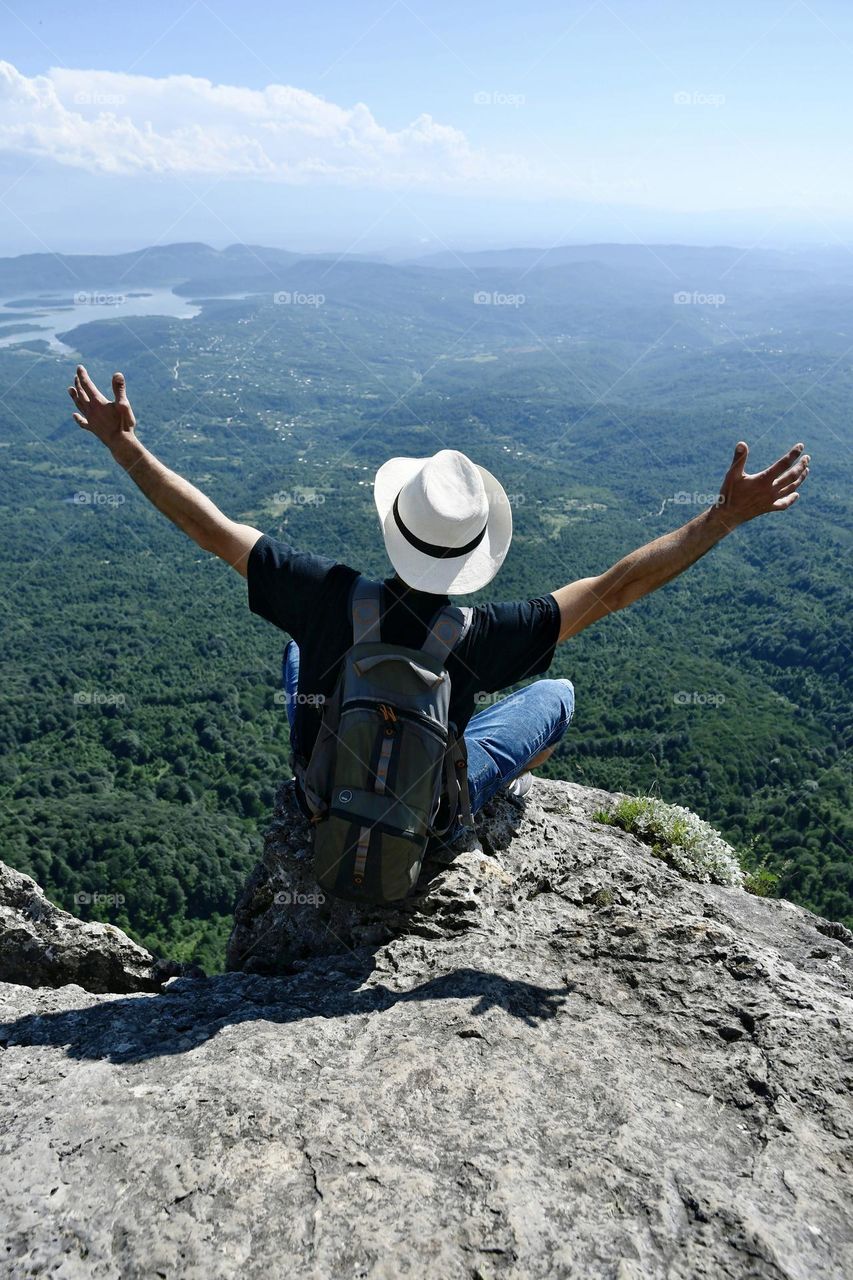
[{"xmin": 1, "ymin": 779, "xmax": 852, "ymax": 1279}]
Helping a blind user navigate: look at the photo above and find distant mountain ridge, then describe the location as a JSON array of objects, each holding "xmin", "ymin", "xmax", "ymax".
[
  {"xmin": 0, "ymin": 242, "xmax": 302, "ymax": 293},
  {"xmin": 4, "ymin": 239, "xmax": 853, "ymax": 296}
]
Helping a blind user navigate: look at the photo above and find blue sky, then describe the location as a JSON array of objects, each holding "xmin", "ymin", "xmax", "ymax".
[{"xmin": 1, "ymin": 0, "xmax": 852, "ymax": 255}]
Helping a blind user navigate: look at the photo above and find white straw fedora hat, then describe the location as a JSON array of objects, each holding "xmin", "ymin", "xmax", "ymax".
[{"xmin": 374, "ymin": 449, "xmax": 512, "ymax": 595}]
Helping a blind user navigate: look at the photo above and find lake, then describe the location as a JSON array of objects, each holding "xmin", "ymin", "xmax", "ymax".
[{"xmin": 0, "ymin": 288, "xmax": 204, "ymax": 353}]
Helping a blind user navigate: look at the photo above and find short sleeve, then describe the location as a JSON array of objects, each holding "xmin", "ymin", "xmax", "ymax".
[
  {"xmin": 247, "ymin": 534, "xmax": 343, "ymax": 642},
  {"xmin": 465, "ymin": 595, "xmax": 561, "ymax": 693}
]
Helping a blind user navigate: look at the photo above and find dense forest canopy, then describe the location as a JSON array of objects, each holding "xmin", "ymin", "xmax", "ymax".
[{"xmin": 1, "ymin": 242, "xmax": 850, "ymax": 970}]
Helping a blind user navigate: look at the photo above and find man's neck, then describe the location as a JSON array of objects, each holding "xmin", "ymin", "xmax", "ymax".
[{"xmin": 386, "ymin": 572, "xmax": 447, "ymax": 602}]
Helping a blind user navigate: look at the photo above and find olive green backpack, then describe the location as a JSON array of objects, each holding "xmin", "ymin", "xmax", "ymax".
[{"xmin": 295, "ymin": 577, "xmax": 473, "ymax": 904}]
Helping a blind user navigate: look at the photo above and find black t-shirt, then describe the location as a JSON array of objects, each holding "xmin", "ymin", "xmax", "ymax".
[{"xmin": 247, "ymin": 534, "xmax": 560, "ymax": 759}]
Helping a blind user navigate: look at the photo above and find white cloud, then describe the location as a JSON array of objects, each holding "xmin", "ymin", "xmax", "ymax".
[{"xmin": 0, "ymin": 60, "xmax": 522, "ymax": 189}]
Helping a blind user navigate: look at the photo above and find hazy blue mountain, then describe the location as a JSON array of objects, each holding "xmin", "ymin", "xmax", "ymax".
[{"xmin": 0, "ymin": 242, "xmax": 304, "ymax": 293}]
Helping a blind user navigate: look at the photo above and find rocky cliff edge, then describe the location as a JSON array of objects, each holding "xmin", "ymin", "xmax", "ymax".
[{"xmin": 1, "ymin": 779, "xmax": 851, "ymax": 1279}]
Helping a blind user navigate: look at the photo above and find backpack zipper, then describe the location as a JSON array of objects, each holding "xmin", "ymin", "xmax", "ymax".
[{"xmin": 341, "ymin": 698, "xmax": 448, "ymax": 745}]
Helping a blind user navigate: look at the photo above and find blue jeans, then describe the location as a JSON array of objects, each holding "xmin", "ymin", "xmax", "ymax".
[{"xmin": 282, "ymin": 641, "xmax": 574, "ymax": 827}]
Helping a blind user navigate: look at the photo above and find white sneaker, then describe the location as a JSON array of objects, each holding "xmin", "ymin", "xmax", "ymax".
[{"xmin": 503, "ymin": 772, "xmax": 534, "ymax": 800}]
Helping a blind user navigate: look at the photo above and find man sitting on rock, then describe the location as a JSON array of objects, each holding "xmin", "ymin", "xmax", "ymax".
[{"xmin": 68, "ymin": 365, "xmax": 810, "ymax": 831}]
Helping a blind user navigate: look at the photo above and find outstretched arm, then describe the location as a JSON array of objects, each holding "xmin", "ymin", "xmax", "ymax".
[
  {"xmin": 552, "ymin": 440, "xmax": 810, "ymax": 642},
  {"xmin": 68, "ymin": 366, "xmax": 261, "ymax": 576}
]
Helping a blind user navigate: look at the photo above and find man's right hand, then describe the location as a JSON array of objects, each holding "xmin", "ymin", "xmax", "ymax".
[
  {"xmin": 69, "ymin": 364, "xmax": 261, "ymax": 575},
  {"xmin": 68, "ymin": 365, "xmax": 136, "ymax": 449}
]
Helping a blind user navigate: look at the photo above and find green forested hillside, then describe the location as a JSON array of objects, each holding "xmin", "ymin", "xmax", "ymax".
[{"xmin": 1, "ymin": 243, "xmax": 850, "ymax": 969}]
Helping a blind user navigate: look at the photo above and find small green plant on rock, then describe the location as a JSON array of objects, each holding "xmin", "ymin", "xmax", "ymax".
[
  {"xmin": 593, "ymin": 795, "xmax": 748, "ymax": 889},
  {"xmin": 738, "ymin": 838, "xmax": 781, "ymax": 898}
]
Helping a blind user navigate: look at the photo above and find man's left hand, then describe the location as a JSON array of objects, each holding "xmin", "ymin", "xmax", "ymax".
[{"xmin": 716, "ymin": 440, "xmax": 810, "ymax": 527}]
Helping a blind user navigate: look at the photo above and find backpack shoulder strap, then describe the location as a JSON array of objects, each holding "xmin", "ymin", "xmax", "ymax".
[
  {"xmin": 422, "ymin": 604, "xmax": 473, "ymax": 666},
  {"xmin": 351, "ymin": 577, "xmax": 383, "ymax": 645}
]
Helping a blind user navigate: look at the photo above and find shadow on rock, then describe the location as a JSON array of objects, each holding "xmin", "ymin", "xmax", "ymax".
[{"xmin": 0, "ymin": 956, "xmax": 574, "ymax": 1064}]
